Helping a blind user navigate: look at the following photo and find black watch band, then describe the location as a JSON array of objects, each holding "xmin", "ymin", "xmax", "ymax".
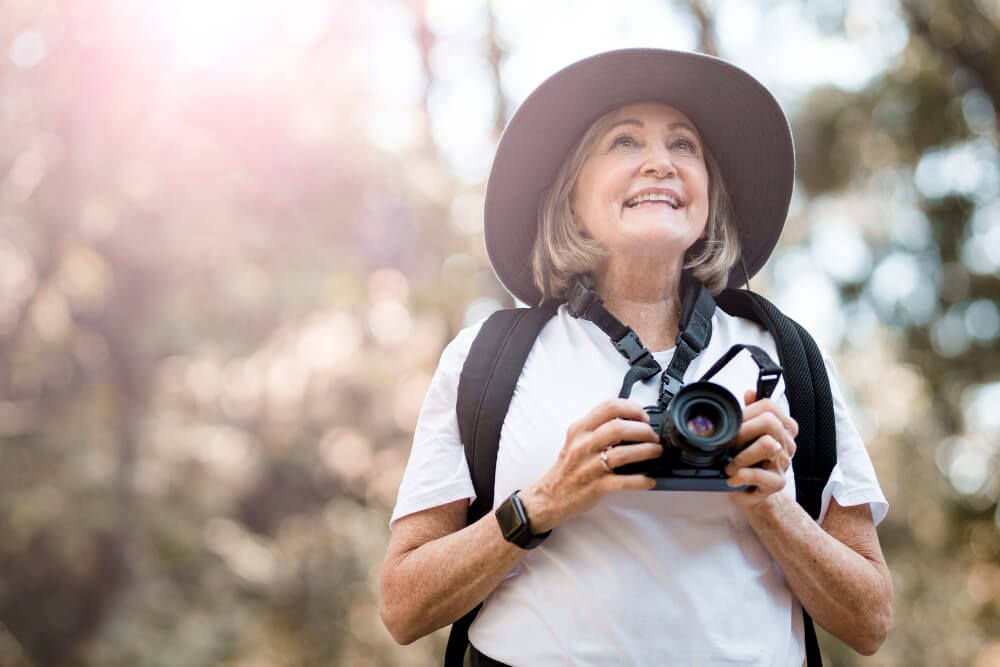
[{"xmin": 495, "ymin": 490, "xmax": 551, "ymax": 549}]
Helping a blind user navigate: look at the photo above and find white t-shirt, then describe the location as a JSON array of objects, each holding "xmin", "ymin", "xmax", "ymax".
[{"xmin": 391, "ymin": 305, "xmax": 887, "ymax": 666}]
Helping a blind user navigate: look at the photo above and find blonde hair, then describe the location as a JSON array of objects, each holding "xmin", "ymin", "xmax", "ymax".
[{"xmin": 531, "ymin": 105, "xmax": 741, "ymax": 302}]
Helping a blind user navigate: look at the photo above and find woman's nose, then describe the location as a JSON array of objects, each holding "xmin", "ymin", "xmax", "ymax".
[{"xmin": 640, "ymin": 145, "xmax": 677, "ymax": 178}]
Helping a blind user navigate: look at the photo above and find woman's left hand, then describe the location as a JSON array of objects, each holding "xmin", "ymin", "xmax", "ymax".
[{"xmin": 725, "ymin": 389, "xmax": 799, "ymax": 511}]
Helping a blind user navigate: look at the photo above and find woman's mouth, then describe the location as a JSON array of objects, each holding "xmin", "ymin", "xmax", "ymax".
[{"xmin": 624, "ymin": 192, "xmax": 683, "ymax": 210}]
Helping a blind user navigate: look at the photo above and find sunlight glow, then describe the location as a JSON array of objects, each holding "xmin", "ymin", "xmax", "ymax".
[
  {"xmin": 123, "ymin": 0, "xmax": 338, "ymax": 83},
  {"xmin": 146, "ymin": 0, "xmax": 272, "ymax": 69}
]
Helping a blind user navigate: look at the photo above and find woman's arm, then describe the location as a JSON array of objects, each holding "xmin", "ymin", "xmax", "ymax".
[
  {"xmin": 744, "ymin": 494, "xmax": 892, "ymax": 655},
  {"xmin": 380, "ymin": 398, "xmax": 662, "ymax": 644},
  {"xmin": 380, "ymin": 499, "xmax": 528, "ymax": 645},
  {"xmin": 725, "ymin": 390, "xmax": 892, "ymax": 655}
]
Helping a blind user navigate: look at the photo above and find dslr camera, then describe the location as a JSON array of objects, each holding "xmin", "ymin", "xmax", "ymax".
[{"xmin": 614, "ymin": 344, "xmax": 782, "ymax": 491}]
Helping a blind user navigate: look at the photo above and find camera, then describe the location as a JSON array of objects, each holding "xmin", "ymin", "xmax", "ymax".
[{"xmin": 614, "ymin": 344, "xmax": 782, "ymax": 491}]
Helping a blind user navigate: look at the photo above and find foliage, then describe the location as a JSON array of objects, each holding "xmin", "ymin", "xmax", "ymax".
[{"xmin": 787, "ymin": 1, "xmax": 1000, "ymax": 664}]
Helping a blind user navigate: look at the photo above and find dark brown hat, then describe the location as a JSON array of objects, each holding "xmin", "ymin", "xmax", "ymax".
[{"xmin": 484, "ymin": 48, "xmax": 795, "ymax": 305}]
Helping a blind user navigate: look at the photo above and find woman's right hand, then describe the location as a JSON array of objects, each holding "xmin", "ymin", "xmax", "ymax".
[{"xmin": 518, "ymin": 398, "xmax": 663, "ymax": 533}]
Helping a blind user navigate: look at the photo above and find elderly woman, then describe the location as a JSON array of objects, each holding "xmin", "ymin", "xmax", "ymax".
[{"xmin": 381, "ymin": 49, "xmax": 891, "ymax": 666}]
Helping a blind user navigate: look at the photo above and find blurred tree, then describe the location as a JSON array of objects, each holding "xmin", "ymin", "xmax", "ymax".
[
  {"xmin": 786, "ymin": 0, "xmax": 1000, "ymax": 664},
  {"xmin": 0, "ymin": 1, "xmax": 458, "ymax": 664}
]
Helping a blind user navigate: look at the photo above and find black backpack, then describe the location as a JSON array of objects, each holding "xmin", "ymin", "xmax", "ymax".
[{"xmin": 444, "ymin": 287, "xmax": 837, "ymax": 667}]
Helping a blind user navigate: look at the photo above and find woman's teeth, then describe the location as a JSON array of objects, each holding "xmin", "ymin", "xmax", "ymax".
[{"xmin": 625, "ymin": 193, "xmax": 681, "ymax": 209}]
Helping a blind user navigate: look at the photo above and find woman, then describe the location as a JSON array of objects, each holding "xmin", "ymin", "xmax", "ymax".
[{"xmin": 381, "ymin": 49, "xmax": 891, "ymax": 665}]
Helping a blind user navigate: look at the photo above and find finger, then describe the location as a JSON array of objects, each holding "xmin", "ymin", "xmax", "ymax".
[
  {"xmin": 762, "ymin": 447, "xmax": 792, "ymax": 474},
  {"xmin": 604, "ymin": 442, "xmax": 664, "ymax": 469},
  {"xmin": 742, "ymin": 397, "xmax": 799, "ymax": 440},
  {"xmin": 735, "ymin": 411, "xmax": 794, "ymax": 448},
  {"xmin": 603, "ymin": 473, "xmax": 658, "ymax": 492},
  {"xmin": 725, "ymin": 435, "xmax": 781, "ymax": 474},
  {"xmin": 726, "ymin": 466, "xmax": 786, "ymax": 494},
  {"xmin": 774, "ymin": 449, "xmax": 792, "ymax": 474},
  {"xmin": 578, "ymin": 398, "xmax": 650, "ymax": 433},
  {"xmin": 734, "ymin": 412, "xmax": 797, "ymax": 457},
  {"xmin": 589, "ymin": 418, "xmax": 659, "ymax": 450}
]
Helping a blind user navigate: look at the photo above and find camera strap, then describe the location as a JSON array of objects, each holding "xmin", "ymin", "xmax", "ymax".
[
  {"xmin": 698, "ymin": 343, "xmax": 783, "ymax": 401},
  {"xmin": 659, "ymin": 275, "xmax": 715, "ymax": 404},
  {"xmin": 565, "ymin": 274, "xmax": 715, "ymax": 401}
]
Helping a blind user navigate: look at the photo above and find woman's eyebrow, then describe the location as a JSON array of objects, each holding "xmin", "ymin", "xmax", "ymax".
[{"xmin": 606, "ymin": 119, "xmax": 700, "ymax": 136}]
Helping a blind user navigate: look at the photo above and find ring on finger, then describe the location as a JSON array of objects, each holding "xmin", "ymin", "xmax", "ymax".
[{"xmin": 599, "ymin": 447, "xmax": 612, "ymax": 473}]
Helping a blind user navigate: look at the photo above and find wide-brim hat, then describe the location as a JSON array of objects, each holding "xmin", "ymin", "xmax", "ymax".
[{"xmin": 484, "ymin": 48, "xmax": 795, "ymax": 305}]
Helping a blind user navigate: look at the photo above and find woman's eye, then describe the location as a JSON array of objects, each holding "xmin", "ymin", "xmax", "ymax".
[
  {"xmin": 611, "ymin": 134, "xmax": 638, "ymax": 148},
  {"xmin": 672, "ymin": 138, "xmax": 698, "ymax": 153}
]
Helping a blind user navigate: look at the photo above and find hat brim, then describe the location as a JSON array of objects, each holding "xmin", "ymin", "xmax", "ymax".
[{"xmin": 484, "ymin": 48, "xmax": 794, "ymax": 305}]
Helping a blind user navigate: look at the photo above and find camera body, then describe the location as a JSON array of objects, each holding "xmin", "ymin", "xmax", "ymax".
[
  {"xmin": 614, "ymin": 381, "xmax": 748, "ymax": 491},
  {"xmin": 612, "ymin": 343, "xmax": 782, "ymax": 491}
]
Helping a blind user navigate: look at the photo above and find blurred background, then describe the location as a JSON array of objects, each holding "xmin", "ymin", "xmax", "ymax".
[{"xmin": 0, "ymin": 0, "xmax": 998, "ymax": 665}]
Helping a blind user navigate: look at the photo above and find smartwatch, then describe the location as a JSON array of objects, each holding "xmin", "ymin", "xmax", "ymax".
[{"xmin": 495, "ymin": 490, "xmax": 551, "ymax": 549}]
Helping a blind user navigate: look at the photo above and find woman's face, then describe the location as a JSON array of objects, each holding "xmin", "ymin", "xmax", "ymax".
[{"xmin": 571, "ymin": 102, "xmax": 709, "ymax": 264}]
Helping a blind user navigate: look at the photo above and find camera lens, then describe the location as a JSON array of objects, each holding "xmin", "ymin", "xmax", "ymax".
[
  {"xmin": 686, "ymin": 412, "xmax": 718, "ymax": 438},
  {"xmin": 667, "ymin": 383, "xmax": 742, "ymax": 468}
]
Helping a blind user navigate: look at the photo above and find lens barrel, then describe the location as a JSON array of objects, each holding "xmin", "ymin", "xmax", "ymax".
[{"xmin": 666, "ymin": 382, "xmax": 742, "ymax": 467}]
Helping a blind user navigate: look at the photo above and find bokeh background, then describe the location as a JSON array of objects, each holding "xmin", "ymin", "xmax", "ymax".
[{"xmin": 0, "ymin": 0, "xmax": 998, "ymax": 665}]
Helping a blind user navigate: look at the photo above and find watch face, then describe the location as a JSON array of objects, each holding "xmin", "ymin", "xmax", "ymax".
[{"xmin": 496, "ymin": 493, "xmax": 528, "ymax": 543}]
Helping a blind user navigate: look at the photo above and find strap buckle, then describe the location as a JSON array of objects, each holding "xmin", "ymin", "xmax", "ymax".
[
  {"xmin": 659, "ymin": 372, "xmax": 684, "ymax": 403},
  {"xmin": 565, "ymin": 280, "xmax": 603, "ymax": 319},
  {"xmin": 756, "ymin": 371, "xmax": 781, "ymax": 400},
  {"xmin": 614, "ymin": 329, "xmax": 652, "ymax": 366}
]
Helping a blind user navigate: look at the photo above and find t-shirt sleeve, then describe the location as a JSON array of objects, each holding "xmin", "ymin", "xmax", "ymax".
[
  {"xmin": 816, "ymin": 354, "xmax": 889, "ymax": 526},
  {"xmin": 388, "ymin": 321, "xmax": 483, "ymax": 528}
]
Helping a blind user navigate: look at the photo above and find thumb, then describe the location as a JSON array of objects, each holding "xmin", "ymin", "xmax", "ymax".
[{"xmin": 744, "ymin": 389, "xmax": 758, "ymax": 406}]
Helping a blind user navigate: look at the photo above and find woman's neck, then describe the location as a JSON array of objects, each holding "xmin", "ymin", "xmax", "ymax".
[{"xmin": 592, "ymin": 259, "xmax": 684, "ymax": 353}]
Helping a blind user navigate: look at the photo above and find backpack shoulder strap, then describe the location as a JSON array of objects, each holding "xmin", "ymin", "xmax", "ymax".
[
  {"xmin": 457, "ymin": 304, "xmax": 559, "ymax": 523},
  {"xmin": 715, "ymin": 288, "xmax": 837, "ymax": 667},
  {"xmin": 445, "ymin": 304, "xmax": 557, "ymax": 667}
]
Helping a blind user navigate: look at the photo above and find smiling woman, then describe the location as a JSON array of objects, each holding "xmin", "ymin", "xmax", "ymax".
[{"xmin": 381, "ymin": 48, "xmax": 891, "ymax": 666}]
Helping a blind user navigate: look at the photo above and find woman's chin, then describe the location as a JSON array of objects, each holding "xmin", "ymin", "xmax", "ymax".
[{"xmin": 605, "ymin": 226, "xmax": 701, "ymax": 257}]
